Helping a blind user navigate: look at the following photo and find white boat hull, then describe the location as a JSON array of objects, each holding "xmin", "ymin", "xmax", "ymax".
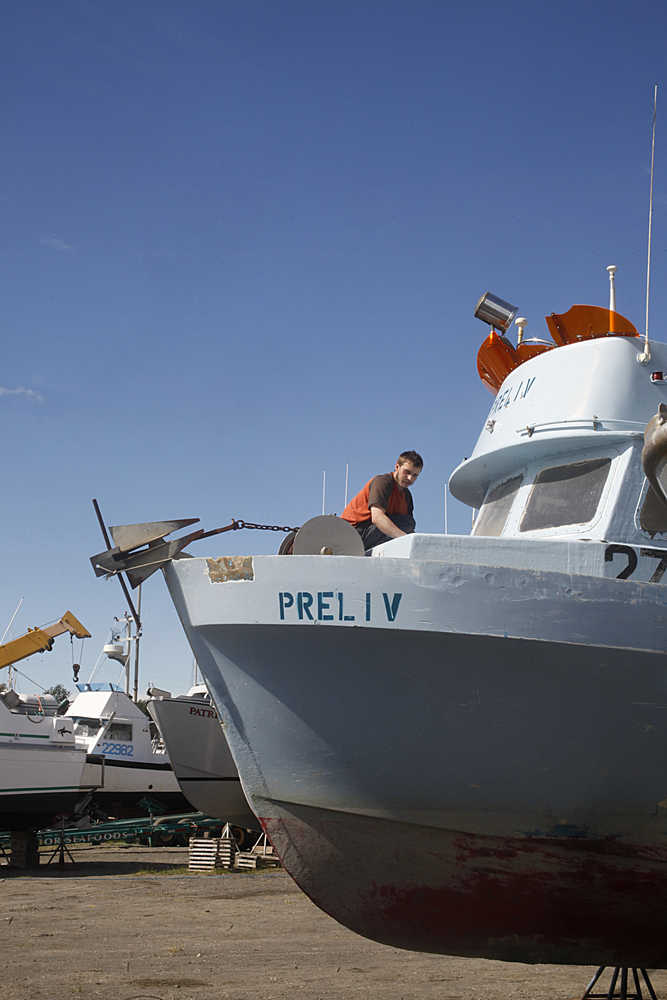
[
  {"xmin": 65, "ymin": 686, "xmax": 189, "ymax": 817},
  {"xmin": 147, "ymin": 694, "xmax": 259, "ymax": 829},
  {"xmin": 0, "ymin": 744, "xmax": 101, "ymax": 830},
  {"xmin": 84, "ymin": 758, "xmax": 186, "ymax": 816},
  {"xmin": 164, "ymin": 552, "xmax": 667, "ymax": 964}
]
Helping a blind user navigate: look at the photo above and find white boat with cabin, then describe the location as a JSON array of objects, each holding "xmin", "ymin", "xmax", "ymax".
[
  {"xmin": 91, "ymin": 281, "xmax": 667, "ymax": 967},
  {"xmin": 0, "ymin": 689, "xmax": 101, "ymax": 829},
  {"xmin": 0, "ymin": 611, "xmax": 103, "ymax": 831},
  {"xmin": 66, "ymin": 682, "xmax": 188, "ymax": 817},
  {"xmin": 146, "ymin": 683, "xmax": 259, "ymax": 832}
]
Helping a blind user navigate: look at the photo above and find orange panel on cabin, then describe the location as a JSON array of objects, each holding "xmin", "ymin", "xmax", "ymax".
[
  {"xmin": 545, "ymin": 305, "xmax": 638, "ymax": 346},
  {"xmin": 515, "ymin": 341, "xmax": 553, "ymax": 363},
  {"xmin": 477, "ymin": 331, "xmax": 520, "ymax": 394}
]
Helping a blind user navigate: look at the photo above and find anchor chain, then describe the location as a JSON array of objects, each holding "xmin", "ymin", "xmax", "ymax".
[{"xmin": 233, "ymin": 519, "xmax": 300, "ymax": 534}]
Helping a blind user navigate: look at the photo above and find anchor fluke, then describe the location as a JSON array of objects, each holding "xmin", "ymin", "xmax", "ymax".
[
  {"xmin": 90, "ymin": 507, "xmax": 244, "ymax": 588},
  {"xmin": 90, "ymin": 519, "xmax": 203, "ymax": 587},
  {"xmin": 109, "ymin": 519, "xmax": 200, "ymax": 552}
]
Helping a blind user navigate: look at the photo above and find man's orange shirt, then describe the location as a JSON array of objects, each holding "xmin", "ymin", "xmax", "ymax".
[{"xmin": 340, "ymin": 473, "xmax": 412, "ymax": 525}]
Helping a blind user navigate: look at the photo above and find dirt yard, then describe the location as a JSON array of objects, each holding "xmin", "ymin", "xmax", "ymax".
[{"xmin": 1, "ymin": 844, "xmax": 664, "ymax": 1000}]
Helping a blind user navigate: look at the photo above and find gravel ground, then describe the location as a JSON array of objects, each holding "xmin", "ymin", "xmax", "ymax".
[{"xmin": 1, "ymin": 844, "xmax": 664, "ymax": 1000}]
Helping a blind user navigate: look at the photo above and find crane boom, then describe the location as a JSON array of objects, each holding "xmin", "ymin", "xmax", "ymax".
[{"xmin": 0, "ymin": 612, "xmax": 90, "ymax": 671}]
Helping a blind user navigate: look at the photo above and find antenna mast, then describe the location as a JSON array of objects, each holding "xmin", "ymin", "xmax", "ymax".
[
  {"xmin": 639, "ymin": 83, "xmax": 658, "ymax": 364},
  {"xmin": 606, "ymin": 265, "xmax": 616, "ymax": 312}
]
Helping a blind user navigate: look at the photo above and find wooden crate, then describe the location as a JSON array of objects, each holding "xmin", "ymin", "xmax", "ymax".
[
  {"xmin": 235, "ymin": 851, "xmax": 258, "ymax": 871},
  {"xmin": 218, "ymin": 836, "xmax": 236, "ymax": 869},
  {"xmin": 235, "ymin": 850, "xmax": 281, "ymax": 871},
  {"xmin": 188, "ymin": 838, "xmax": 221, "ymax": 871}
]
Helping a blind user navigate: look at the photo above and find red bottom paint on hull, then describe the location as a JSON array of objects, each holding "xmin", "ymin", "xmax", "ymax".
[{"xmin": 260, "ymin": 804, "xmax": 667, "ymax": 966}]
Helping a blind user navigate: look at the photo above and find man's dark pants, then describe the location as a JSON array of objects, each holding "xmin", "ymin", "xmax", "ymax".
[{"xmin": 354, "ymin": 514, "xmax": 414, "ymax": 552}]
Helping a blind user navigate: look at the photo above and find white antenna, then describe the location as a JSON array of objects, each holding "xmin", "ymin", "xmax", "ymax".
[
  {"xmin": 515, "ymin": 316, "xmax": 527, "ymax": 345},
  {"xmin": 344, "ymin": 463, "xmax": 349, "ymax": 507},
  {"xmin": 606, "ymin": 265, "xmax": 617, "ymax": 313},
  {"xmin": 2, "ymin": 597, "xmax": 24, "ymax": 691},
  {"xmin": 443, "ymin": 483, "xmax": 449, "ymax": 534},
  {"xmin": 321, "ymin": 470, "xmax": 326, "ymax": 515},
  {"xmin": 639, "ymin": 84, "xmax": 658, "ymax": 365},
  {"xmin": 85, "ymin": 646, "xmax": 106, "ymax": 685}
]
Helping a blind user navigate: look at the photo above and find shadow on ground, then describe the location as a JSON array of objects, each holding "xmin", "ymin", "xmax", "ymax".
[
  {"xmin": 2, "ymin": 859, "xmax": 189, "ymax": 877},
  {"xmin": 1, "ymin": 844, "xmax": 191, "ymax": 877}
]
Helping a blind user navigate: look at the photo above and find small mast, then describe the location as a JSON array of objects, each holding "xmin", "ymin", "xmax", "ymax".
[
  {"xmin": 606, "ymin": 264, "xmax": 617, "ymax": 312},
  {"xmin": 607, "ymin": 264, "xmax": 617, "ymax": 333},
  {"xmin": 515, "ymin": 316, "xmax": 527, "ymax": 345}
]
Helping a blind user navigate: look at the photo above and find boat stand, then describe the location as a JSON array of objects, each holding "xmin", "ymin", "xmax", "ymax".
[
  {"xmin": 581, "ymin": 967, "xmax": 658, "ymax": 1000},
  {"xmin": 251, "ymin": 831, "xmax": 272, "ymax": 857},
  {"xmin": 45, "ymin": 818, "xmax": 76, "ymax": 868}
]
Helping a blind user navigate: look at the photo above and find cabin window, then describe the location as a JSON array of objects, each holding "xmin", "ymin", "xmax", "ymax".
[
  {"xmin": 520, "ymin": 458, "xmax": 611, "ymax": 532},
  {"xmin": 73, "ymin": 717, "xmax": 102, "ymax": 737},
  {"xmin": 473, "ymin": 475, "xmax": 523, "ymax": 536},
  {"xmin": 107, "ymin": 723, "xmax": 132, "ymax": 742}
]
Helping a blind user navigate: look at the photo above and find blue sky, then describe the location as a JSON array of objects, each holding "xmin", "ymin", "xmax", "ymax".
[{"xmin": 1, "ymin": 0, "xmax": 665, "ymax": 695}]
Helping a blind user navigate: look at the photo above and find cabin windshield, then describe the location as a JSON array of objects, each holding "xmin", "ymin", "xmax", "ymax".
[
  {"xmin": 107, "ymin": 722, "xmax": 132, "ymax": 741},
  {"xmin": 520, "ymin": 458, "xmax": 611, "ymax": 532},
  {"xmin": 473, "ymin": 475, "xmax": 523, "ymax": 537}
]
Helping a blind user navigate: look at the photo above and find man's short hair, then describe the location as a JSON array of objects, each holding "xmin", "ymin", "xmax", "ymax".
[{"xmin": 397, "ymin": 450, "xmax": 423, "ymax": 469}]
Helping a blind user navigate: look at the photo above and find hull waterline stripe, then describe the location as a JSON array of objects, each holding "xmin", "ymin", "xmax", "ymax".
[
  {"xmin": 180, "ymin": 776, "xmax": 241, "ymax": 783},
  {"xmin": 0, "ymin": 785, "xmax": 87, "ymax": 794},
  {"xmin": 0, "ymin": 732, "xmax": 52, "ymax": 740},
  {"xmin": 95, "ymin": 758, "xmax": 173, "ymax": 771}
]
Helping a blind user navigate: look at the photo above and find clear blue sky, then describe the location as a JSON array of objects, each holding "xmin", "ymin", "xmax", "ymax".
[{"xmin": 2, "ymin": 0, "xmax": 665, "ymax": 695}]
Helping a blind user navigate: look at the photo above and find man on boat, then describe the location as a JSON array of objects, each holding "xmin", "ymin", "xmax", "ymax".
[{"xmin": 341, "ymin": 451, "xmax": 423, "ymax": 550}]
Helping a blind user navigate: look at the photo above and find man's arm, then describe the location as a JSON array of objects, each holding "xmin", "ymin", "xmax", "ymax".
[{"xmin": 370, "ymin": 505, "xmax": 407, "ymax": 538}]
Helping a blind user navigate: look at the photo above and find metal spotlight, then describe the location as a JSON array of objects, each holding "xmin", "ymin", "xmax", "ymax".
[{"xmin": 474, "ymin": 292, "xmax": 519, "ymax": 332}]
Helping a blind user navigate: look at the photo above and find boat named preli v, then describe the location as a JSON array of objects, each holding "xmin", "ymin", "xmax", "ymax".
[{"xmin": 91, "ymin": 274, "xmax": 667, "ymax": 967}]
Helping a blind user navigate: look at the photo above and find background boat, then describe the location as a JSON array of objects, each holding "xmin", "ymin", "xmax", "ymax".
[{"xmin": 146, "ymin": 682, "xmax": 260, "ymax": 836}]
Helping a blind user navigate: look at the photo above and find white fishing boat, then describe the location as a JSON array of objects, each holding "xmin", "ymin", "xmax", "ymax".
[
  {"xmin": 0, "ymin": 689, "xmax": 102, "ymax": 829},
  {"xmin": 65, "ymin": 682, "xmax": 189, "ymax": 817},
  {"xmin": 146, "ymin": 683, "xmax": 260, "ymax": 832},
  {"xmin": 91, "ymin": 278, "xmax": 667, "ymax": 967},
  {"xmin": 0, "ymin": 612, "xmax": 102, "ymax": 830}
]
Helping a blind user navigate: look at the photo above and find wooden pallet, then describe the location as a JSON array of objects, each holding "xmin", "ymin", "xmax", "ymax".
[
  {"xmin": 188, "ymin": 836, "xmax": 237, "ymax": 871},
  {"xmin": 189, "ymin": 829, "xmax": 279, "ymax": 872},
  {"xmin": 235, "ymin": 850, "xmax": 281, "ymax": 871},
  {"xmin": 218, "ymin": 837, "xmax": 236, "ymax": 869},
  {"xmin": 235, "ymin": 851, "xmax": 259, "ymax": 871}
]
